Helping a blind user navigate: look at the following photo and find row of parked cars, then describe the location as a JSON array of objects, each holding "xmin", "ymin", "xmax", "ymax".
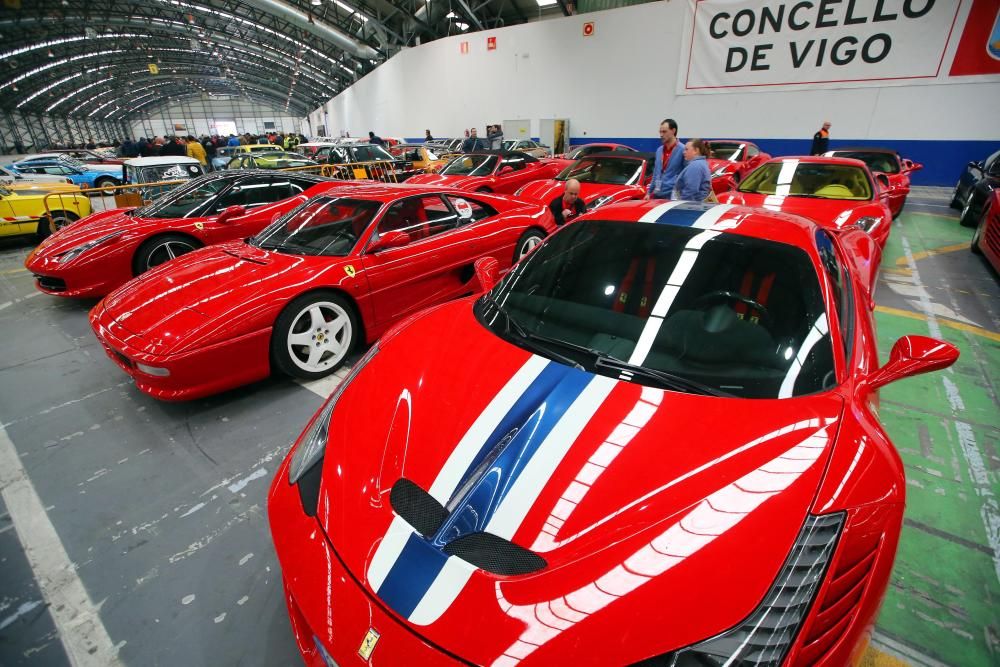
[{"xmin": 17, "ymin": 138, "xmax": 974, "ymax": 666}]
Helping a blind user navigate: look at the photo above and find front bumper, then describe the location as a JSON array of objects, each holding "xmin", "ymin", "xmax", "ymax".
[
  {"xmin": 26, "ymin": 247, "xmax": 133, "ymax": 299},
  {"xmin": 89, "ymin": 302, "xmax": 272, "ymax": 401},
  {"xmin": 268, "ymin": 456, "xmax": 465, "ymax": 667}
]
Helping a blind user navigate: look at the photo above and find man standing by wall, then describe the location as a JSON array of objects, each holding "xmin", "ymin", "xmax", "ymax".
[
  {"xmin": 646, "ymin": 118, "xmax": 684, "ymax": 200},
  {"xmin": 810, "ymin": 121, "xmax": 831, "ymax": 155}
]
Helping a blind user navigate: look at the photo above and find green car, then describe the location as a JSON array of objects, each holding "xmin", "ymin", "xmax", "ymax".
[{"xmin": 226, "ymin": 151, "xmax": 318, "ymax": 171}]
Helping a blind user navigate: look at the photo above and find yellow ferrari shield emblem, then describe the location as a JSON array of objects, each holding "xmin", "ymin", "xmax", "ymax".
[
  {"xmin": 344, "ymin": 264, "xmax": 356, "ymax": 278},
  {"xmin": 194, "ymin": 222, "xmax": 204, "ymax": 230},
  {"xmin": 358, "ymin": 627, "xmax": 380, "ymax": 660}
]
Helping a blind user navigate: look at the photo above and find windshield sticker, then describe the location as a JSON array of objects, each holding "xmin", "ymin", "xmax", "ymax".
[
  {"xmin": 162, "ymin": 165, "xmax": 188, "ymax": 180},
  {"xmin": 454, "ymin": 198, "xmax": 473, "ymax": 219}
]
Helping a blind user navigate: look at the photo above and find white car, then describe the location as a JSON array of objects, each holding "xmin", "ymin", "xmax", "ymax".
[{"xmin": 0, "ymin": 163, "xmax": 74, "ymax": 186}]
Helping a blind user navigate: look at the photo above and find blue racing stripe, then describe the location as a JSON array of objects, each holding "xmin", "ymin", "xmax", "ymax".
[
  {"xmin": 433, "ymin": 361, "xmax": 596, "ymax": 546},
  {"xmin": 654, "ymin": 202, "xmax": 712, "ymax": 227},
  {"xmin": 375, "ymin": 532, "xmax": 449, "ymax": 618}
]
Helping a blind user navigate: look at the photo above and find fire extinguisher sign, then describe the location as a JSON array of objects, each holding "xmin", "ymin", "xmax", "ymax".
[{"xmin": 583, "ymin": 22, "xmax": 595, "ymax": 37}]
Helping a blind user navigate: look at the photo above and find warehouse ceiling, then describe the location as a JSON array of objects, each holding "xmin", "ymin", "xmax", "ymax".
[{"xmin": 0, "ymin": 0, "xmax": 630, "ymax": 121}]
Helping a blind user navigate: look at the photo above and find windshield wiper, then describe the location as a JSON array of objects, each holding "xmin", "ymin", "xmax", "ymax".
[
  {"xmin": 480, "ymin": 295, "xmax": 582, "ymax": 370},
  {"xmin": 594, "ymin": 355, "xmax": 732, "ymax": 397}
]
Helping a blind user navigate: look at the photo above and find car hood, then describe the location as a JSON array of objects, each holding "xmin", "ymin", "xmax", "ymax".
[
  {"xmin": 100, "ymin": 242, "xmax": 278, "ymax": 355},
  {"xmin": 720, "ymin": 191, "xmax": 875, "ymax": 227},
  {"xmin": 316, "ymin": 299, "xmax": 845, "ymax": 663},
  {"xmin": 406, "ymin": 173, "xmax": 486, "ymax": 189},
  {"xmin": 517, "ymin": 180, "xmax": 642, "ymax": 204},
  {"xmin": 30, "ymin": 208, "xmax": 140, "ymax": 257}
]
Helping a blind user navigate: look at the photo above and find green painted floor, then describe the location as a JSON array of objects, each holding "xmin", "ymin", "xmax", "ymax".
[{"xmin": 869, "ymin": 199, "xmax": 999, "ymax": 666}]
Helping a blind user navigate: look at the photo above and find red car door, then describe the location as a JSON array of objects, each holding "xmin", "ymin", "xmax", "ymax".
[
  {"xmin": 494, "ymin": 155, "xmax": 542, "ymax": 193},
  {"xmin": 360, "ymin": 194, "xmax": 484, "ymax": 327},
  {"xmin": 199, "ymin": 175, "xmax": 313, "ymax": 243}
]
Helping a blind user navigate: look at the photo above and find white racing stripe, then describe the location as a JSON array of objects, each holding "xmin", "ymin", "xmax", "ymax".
[
  {"xmin": 638, "ymin": 200, "xmax": 685, "ymax": 222},
  {"xmin": 0, "ymin": 424, "xmax": 122, "ymax": 666}
]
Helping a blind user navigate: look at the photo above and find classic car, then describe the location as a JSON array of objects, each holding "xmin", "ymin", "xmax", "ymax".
[
  {"xmin": 226, "ymin": 151, "xmax": 318, "ymax": 171},
  {"xmin": 513, "ymin": 151, "xmax": 652, "ymax": 212},
  {"xmin": 88, "ymin": 184, "xmax": 556, "ymax": 400},
  {"xmin": 719, "ymin": 157, "xmax": 894, "ymax": 249},
  {"xmin": 950, "ymin": 148, "xmax": 1000, "ymax": 227},
  {"xmin": 1, "ymin": 184, "xmax": 91, "ymax": 240},
  {"xmin": 823, "ymin": 147, "xmax": 922, "ymax": 218},
  {"xmin": 502, "ymin": 139, "xmax": 551, "ymax": 158},
  {"xmin": 310, "ymin": 143, "xmax": 417, "ymax": 181},
  {"xmin": 26, "ymin": 171, "xmax": 330, "ymax": 297},
  {"xmin": 10, "ymin": 155, "xmax": 123, "ymax": 191},
  {"xmin": 0, "ymin": 163, "xmax": 75, "ymax": 186},
  {"xmin": 267, "ymin": 199, "xmax": 957, "ymax": 667},
  {"xmin": 388, "ymin": 144, "xmax": 448, "ymax": 173},
  {"xmin": 407, "ymin": 151, "xmax": 563, "ymax": 194}
]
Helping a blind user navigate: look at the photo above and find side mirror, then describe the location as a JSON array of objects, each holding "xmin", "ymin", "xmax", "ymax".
[
  {"xmin": 969, "ymin": 160, "xmax": 984, "ymax": 172},
  {"xmin": 474, "ymin": 256, "xmax": 500, "ymax": 292},
  {"xmin": 875, "ymin": 173, "xmax": 891, "ymax": 191},
  {"xmin": 499, "ymin": 165, "xmax": 514, "ymax": 175},
  {"xmin": 368, "ymin": 230, "xmax": 409, "ymax": 252},
  {"xmin": 868, "ymin": 335, "xmax": 959, "ymax": 391},
  {"xmin": 716, "ymin": 174, "xmax": 738, "ymax": 192},
  {"xmin": 903, "ymin": 159, "xmax": 923, "ymax": 173},
  {"xmin": 216, "ymin": 205, "xmax": 246, "ymax": 224}
]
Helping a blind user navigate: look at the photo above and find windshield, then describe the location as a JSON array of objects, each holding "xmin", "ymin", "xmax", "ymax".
[
  {"xmin": 556, "ymin": 157, "xmax": 644, "ymax": 185},
  {"xmin": 479, "ymin": 219, "xmax": 834, "ymax": 398},
  {"xmin": 133, "ymin": 174, "xmax": 235, "ymax": 218},
  {"xmin": 831, "ymin": 151, "xmax": 900, "ymax": 174},
  {"xmin": 57, "ymin": 156, "xmax": 88, "ymax": 170},
  {"xmin": 441, "ymin": 154, "xmax": 498, "ymax": 176},
  {"xmin": 739, "ymin": 160, "xmax": 872, "ymax": 200},
  {"xmin": 708, "ymin": 143, "xmax": 745, "ymax": 161},
  {"xmin": 501, "ymin": 141, "xmax": 518, "ymax": 151},
  {"xmin": 350, "ymin": 145, "xmax": 395, "ymax": 162},
  {"xmin": 128, "ymin": 163, "xmax": 203, "ymax": 184},
  {"xmin": 251, "ymin": 197, "xmax": 380, "ymax": 256},
  {"xmin": 248, "ymin": 145, "xmax": 279, "ymax": 153}
]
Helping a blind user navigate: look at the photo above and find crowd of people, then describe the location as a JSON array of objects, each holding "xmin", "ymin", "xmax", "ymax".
[{"xmin": 113, "ymin": 132, "xmax": 309, "ymax": 170}]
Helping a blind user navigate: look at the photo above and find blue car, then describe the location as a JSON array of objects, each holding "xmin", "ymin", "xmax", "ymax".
[{"xmin": 11, "ymin": 156, "xmax": 122, "ymax": 190}]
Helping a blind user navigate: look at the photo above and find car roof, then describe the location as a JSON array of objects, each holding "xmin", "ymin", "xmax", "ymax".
[
  {"xmin": 462, "ymin": 150, "xmax": 538, "ymax": 162},
  {"xmin": 706, "ymin": 139, "xmax": 758, "ymax": 145},
  {"xmin": 577, "ymin": 151, "xmax": 654, "ymax": 162},
  {"xmin": 125, "ymin": 156, "xmax": 201, "ymax": 166},
  {"xmin": 306, "ymin": 181, "xmax": 513, "ymax": 202},
  {"xmin": 583, "ymin": 200, "xmax": 821, "ymax": 250},
  {"xmin": 826, "ymin": 147, "xmax": 899, "ymax": 156}
]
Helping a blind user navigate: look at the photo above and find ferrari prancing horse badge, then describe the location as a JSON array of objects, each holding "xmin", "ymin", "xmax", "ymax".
[
  {"xmin": 358, "ymin": 627, "xmax": 380, "ymax": 660},
  {"xmin": 344, "ymin": 264, "xmax": 356, "ymax": 277}
]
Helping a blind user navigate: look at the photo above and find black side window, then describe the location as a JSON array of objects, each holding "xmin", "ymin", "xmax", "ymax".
[
  {"xmin": 815, "ymin": 230, "xmax": 854, "ymax": 363},
  {"xmin": 445, "ymin": 195, "xmax": 496, "ymax": 224}
]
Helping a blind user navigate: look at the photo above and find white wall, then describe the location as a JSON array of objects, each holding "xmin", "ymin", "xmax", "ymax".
[{"xmin": 309, "ymin": 1, "xmax": 998, "ymax": 144}]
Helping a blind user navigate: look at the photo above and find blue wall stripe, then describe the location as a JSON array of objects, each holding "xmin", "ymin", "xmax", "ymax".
[
  {"xmin": 405, "ymin": 137, "xmax": 1000, "ymax": 187},
  {"xmin": 375, "ymin": 532, "xmax": 449, "ymax": 618}
]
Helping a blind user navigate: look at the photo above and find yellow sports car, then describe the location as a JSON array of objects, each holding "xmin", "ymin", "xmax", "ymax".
[
  {"xmin": 0, "ymin": 185, "xmax": 91, "ymax": 240},
  {"xmin": 388, "ymin": 144, "xmax": 448, "ymax": 172}
]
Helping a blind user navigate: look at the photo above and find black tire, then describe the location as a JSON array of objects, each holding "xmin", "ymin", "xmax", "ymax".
[
  {"xmin": 132, "ymin": 234, "xmax": 201, "ymax": 275},
  {"xmin": 950, "ymin": 183, "xmax": 965, "ymax": 209},
  {"xmin": 36, "ymin": 210, "xmax": 79, "ymax": 241},
  {"xmin": 971, "ymin": 216, "xmax": 984, "ymax": 255},
  {"xmin": 960, "ymin": 201, "xmax": 979, "ymax": 228},
  {"xmin": 513, "ymin": 228, "xmax": 546, "ymax": 264},
  {"xmin": 271, "ymin": 291, "xmax": 359, "ymax": 380},
  {"xmin": 94, "ymin": 177, "xmax": 119, "ymax": 195}
]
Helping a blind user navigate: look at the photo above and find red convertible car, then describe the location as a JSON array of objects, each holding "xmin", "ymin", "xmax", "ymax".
[
  {"xmin": 407, "ymin": 150, "xmax": 562, "ymax": 194},
  {"xmin": 268, "ymin": 200, "xmax": 957, "ymax": 666},
  {"xmin": 706, "ymin": 139, "xmax": 771, "ymax": 193},
  {"xmin": 824, "ymin": 147, "xmax": 923, "ymax": 218},
  {"xmin": 720, "ymin": 156, "xmax": 894, "ymax": 248},
  {"xmin": 971, "ymin": 188, "xmax": 1000, "ymax": 273},
  {"xmin": 513, "ymin": 151, "xmax": 651, "ymax": 212},
  {"xmin": 89, "ymin": 184, "xmax": 556, "ymax": 400},
  {"xmin": 549, "ymin": 143, "xmax": 638, "ymax": 170},
  {"xmin": 26, "ymin": 171, "xmax": 332, "ymax": 298}
]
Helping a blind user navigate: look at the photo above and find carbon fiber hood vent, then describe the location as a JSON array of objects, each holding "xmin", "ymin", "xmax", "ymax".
[{"xmin": 389, "ymin": 478, "xmax": 547, "ymax": 576}]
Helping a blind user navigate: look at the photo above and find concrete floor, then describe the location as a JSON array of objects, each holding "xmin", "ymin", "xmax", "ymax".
[{"xmin": 0, "ymin": 188, "xmax": 996, "ymax": 666}]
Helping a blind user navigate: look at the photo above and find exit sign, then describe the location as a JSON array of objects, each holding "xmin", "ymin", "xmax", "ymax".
[{"xmin": 487, "ymin": 36, "xmax": 497, "ymax": 51}]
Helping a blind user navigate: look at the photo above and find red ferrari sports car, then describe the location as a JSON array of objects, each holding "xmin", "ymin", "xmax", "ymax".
[
  {"xmin": 720, "ymin": 156, "xmax": 895, "ymax": 248},
  {"xmin": 89, "ymin": 184, "xmax": 556, "ymax": 400},
  {"xmin": 513, "ymin": 152, "xmax": 651, "ymax": 212},
  {"xmin": 824, "ymin": 147, "xmax": 923, "ymax": 218},
  {"xmin": 407, "ymin": 150, "xmax": 562, "ymax": 194},
  {"xmin": 268, "ymin": 200, "xmax": 957, "ymax": 666},
  {"xmin": 26, "ymin": 171, "xmax": 334, "ymax": 298},
  {"xmin": 706, "ymin": 139, "xmax": 771, "ymax": 194},
  {"xmin": 971, "ymin": 188, "xmax": 1000, "ymax": 273},
  {"xmin": 548, "ymin": 143, "xmax": 638, "ymax": 170}
]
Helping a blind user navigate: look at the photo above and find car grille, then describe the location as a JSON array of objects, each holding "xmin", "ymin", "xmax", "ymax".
[{"xmin": 34, "ymin": 274, "xmax": 66, "ymax": 292}]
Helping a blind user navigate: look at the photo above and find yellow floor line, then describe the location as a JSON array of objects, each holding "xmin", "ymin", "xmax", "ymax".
[
  {"xmin": 894, "ymin": 242, "xmax": 968, "ymax": 268},
  {"xmin": 0, "ymin": 267, "xmax": 27, "ymax": 275},
  {"xmin": 875, "ymin": 305, "xmax": 1000, "ymax": 343},
  {"xmin": 860, "ymin": 646, "xmax": 911, "ymax": 667}
]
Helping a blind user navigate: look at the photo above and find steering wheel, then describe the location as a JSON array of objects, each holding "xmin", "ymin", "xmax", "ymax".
[{"xmin": 693, "ymin": 290, "xmax": 772, "ymax": 328}]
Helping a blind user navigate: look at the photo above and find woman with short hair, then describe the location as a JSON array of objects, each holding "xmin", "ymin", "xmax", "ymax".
[{"xmin": 673, "ymin": 138, "xmax": 713, "ymax": 201}]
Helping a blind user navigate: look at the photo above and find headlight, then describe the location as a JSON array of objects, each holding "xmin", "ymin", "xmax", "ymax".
[
  {"xmin": 56, "ymin": 231, "xmax": 124, "ymax": 264},
  {"xmin": 287, "ymin": 343, "xmax": 379, "ymax": 484},
  {"xmin": 855, "ymin": 216, "xmax": 881, "ymax": 233},
  {"xmin": 586, "ymin": 195, "xmax": 613, "ymax": 210},
  {"xmin": 666, "ymin": 513, "xmax": 844, "ymax": 666}
]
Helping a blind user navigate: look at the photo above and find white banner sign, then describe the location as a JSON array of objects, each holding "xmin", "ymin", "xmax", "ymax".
[{"xmin": 680, "ymin": 0, "xmax": 963, "ymax": 93}]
